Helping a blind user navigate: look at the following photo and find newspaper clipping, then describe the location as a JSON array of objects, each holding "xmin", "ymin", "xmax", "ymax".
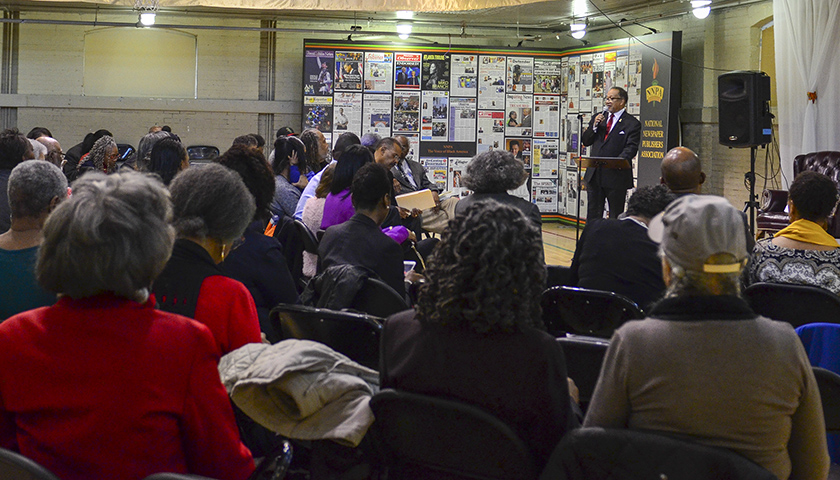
[
  {"xmin": 422, "ymin": 53, "xmax": 451, "ymax": 91},
  {"xmin": 506, "ymin": 137, "xmax": 532, "ymax": 168},
  {"xmin": 393, "ymin": 93, "xmax": 420, "ymax": 133},
  {"xmin": 450, "ymin": 54, "xmax": 478, "ymax": 97},
  {"xmin": 335, "ymin": 51, "xmax": 364, "ymax": 91},
  {"xmin": 421, "ymin": 91, "xmax": 449, "ymax": 141},
  {"xmin": 533, "ymin": 95, "xmax": 560, "ymax": 138},
  {"xmin": 303, "ymin": 96, "xmax": 333, "ymax": 132},
  {"xmin": 420, "ymin": 157, "xmax": 448, "ymax": 191},
  {"xmin": 532, "ymin": 139, "xmax": 559, "ymax": 178},
  {"xmin": 363, "ymin": 93, "xmax": 392, "ymax": 136},
  {"xmin": 507, "ymin": 57, "xmax": 534, "ymax": 93},
  {"xmin": 449, "ymin": 97, "xmax": 477, "ymax": 142},
  {"xmin": 332, "ymin": 92, "xmax": 363, "ymax": 135},
  {"xmin": 304, "ymin": 50, "xmax": 334, "ymax": 96},
  {"xmin": 448, "ymin": 157, "xmax": 471, "ymax": 196},
  {"xmin": 505, "ymin": 94, "xmax": 533, "ymax": 137},
  {"xmin": 478, "ymin": 55, "xmax": 506, "ymax": 110},
  {"xmin": 534, "ymin": 58, "xmax": 562, "ymax": 94},
  {"xmin": 394, "ymin": 53, "xmax": 422, "ymax": 90},
  {"xmin": 477, "ymin": 110, "xmax": 505, "ymax": 153},
  {"xmin": 364, "ymin": 52, "xmax": 393, "ymax": 92},
  {"xmin": 532, "ymin": 179, "xmax": 558, "ymax": 213}
]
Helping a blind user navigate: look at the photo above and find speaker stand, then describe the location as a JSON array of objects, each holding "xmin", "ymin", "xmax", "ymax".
[{"xmin": 744, "ymin": 145, "xmax": 760, "ymax": 237}]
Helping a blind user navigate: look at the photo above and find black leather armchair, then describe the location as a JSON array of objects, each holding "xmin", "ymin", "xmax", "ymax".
[{"xmin": 757, "ymin": 151, "xmax": 840, "ymax": 238}]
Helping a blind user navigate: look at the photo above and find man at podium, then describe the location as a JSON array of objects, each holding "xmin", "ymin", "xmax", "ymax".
[{"xmin": 581, "ymin": 87, "xmax": 641, "ymax": 220}]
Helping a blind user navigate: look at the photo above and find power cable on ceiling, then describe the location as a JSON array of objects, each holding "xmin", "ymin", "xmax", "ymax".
[{"xmin": 587, "ymin": 0, "xmax": 737, "ymax": 73}]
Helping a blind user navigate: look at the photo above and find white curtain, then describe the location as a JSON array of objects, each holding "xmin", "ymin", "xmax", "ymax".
[{"xmin": 774, "ymin": 0, "xmax": 840, "ymax": 187}]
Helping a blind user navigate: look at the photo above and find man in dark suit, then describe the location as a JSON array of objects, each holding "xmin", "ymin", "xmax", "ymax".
[
  {"xmin": 396, "ymin": 67, "xmax": 408, "ymax": 86},
  {"xmin": 391, "ymin": 135, "xmax": 458, "ymax": 234},
  {"xmin": 319, "ymin": 162, "xmax": 406, "ymax": 296},
  {"xmin": 581, "ymin": 86, "xmax": 641, "ymax": 220}
]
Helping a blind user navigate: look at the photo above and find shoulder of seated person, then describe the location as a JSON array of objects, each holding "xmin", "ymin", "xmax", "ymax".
[{"xmin": 771, "ymin": 236, "xmax": 839, "ymax": 251}]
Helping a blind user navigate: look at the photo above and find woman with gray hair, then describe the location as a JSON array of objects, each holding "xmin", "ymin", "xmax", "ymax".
[
  {"xmin": 78, "ymin": 134, "xmax": 119, "ymax": 176},
  {"xmin": 454, "ymin": 149, "xmax": 542, "ymax": 228},
  {"xmin": 0, "ymin": 160, "xmax": 67, "ymax": 319},
  {"xmin": 0, "ymin": 170, "xmax": 255, "ymax": 480},
  {"xmin": 152, "ymin": 163, "xmax": 261, "ymax": 354}
]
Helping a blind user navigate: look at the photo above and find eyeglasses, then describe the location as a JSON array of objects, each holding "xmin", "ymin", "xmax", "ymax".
[{"xmin": 606, "ymin": 96, "xmax": 623, "ymax": 101}]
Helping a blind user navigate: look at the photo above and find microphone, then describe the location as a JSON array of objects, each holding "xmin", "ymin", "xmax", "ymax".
[{"xmin": 600, "ymin": 106, "xmax": 609, "ymax": 124}]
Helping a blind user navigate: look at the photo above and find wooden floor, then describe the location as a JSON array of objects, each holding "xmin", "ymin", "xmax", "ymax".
[{"xmin": 543, "ymin": 223, "xmax": 581, "ymax": 266}]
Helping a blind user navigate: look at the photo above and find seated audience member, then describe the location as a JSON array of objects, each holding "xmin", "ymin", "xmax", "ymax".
[
  {"xmin": 747, "ymin": 171, "xmax": 840, "ymax": 294},
  {"xmin": 152, "ymin": 164, "xmax": 261, "ymax": 354},
  {"xmin": 232, "ymin": 134, "xmax": 259, "ymax": 149},
  {"xmin": 270, "ymin": 136, "xmax": 307, "ymax": 218},
  {"xmin": 26, "ymin": 126, "xmax": 52, "ymax": 140},
  {"xmin": 218, "ymin": 145, "xmax": 299, "ymax": 341},
  {"xmin": 319, "ymin": 163, "xmax": 406, "ymax": 296},
  {"xmin": 584, "ymin": 195, "xmax": 829, "ymax": 480},
  {"xmin": 294, "ymin": 131, "xmax": 360, "ymax": 220},
  {"xmin": 0, "ymin": 128, "xmax": 36, "ymax": 234},
  {"xmin": 660, "ymin": 146, "xmax": 705, "ymax": 195},
  {"xmin": 148, "ymin": 136, "xmax": 189, "ymax": 185},
  {"xmin": 0, "ymin": 160, "xmax": 67, "ymax": 320},
  {"xmin": 569, "ymin": 185, "xmax": 675, "ymax": 310},
  {"xmin": 132, "ymin": 130, "xmax": 172, "ymax": 172},
  {"xmin": 301, "ymin": 163, "xmax": 335, "ymax": 278},
  {"xmin": 455, "ymin": 149, "xmax": 541, "ymax": 228},
  {"xmin": 360, "ymin": 132, "xmax": 382, "ymax": 154},
  {"xmin": 392, "ymin": 135, "xmax": 458, "ymax": 235},
  {"xmin": 78, "ymin": 135, "xmax": 119, "ymax": 176},
  {"xmin": 661, "ymin": 146, "xmax": 754, "ymax": 251},
  {"xmin": 35, "ymin": 136, "xmax": 63, "ymax": 168},
  {"xmin": 0, "ymin": 171, "xmax": 254, "ymax": 480},
  {"xmin": 62, "ymin": 129, "xmax": 111, "ymax": 181},
  {"xmin": 381, "ymin": 200, "xmax": 577, "ymax": 469},
  {"xmin": 300, "ymin": 128, "xmax": 330, "ymax": 174}
]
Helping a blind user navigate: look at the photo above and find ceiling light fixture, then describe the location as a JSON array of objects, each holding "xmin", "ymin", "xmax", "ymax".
[
  {"xmin": 139, "ymin": 12, "xmax": 156, "ymax": 26},
  {"xmin": 397, "ymin": 23, "xmax": 412, "ymax": 40},
  {"xmin": 691, "ymin": 0, "xmax": 712, "ymax": 19},
  {"xmin": 570, "ymin": 21, "xmax": 587, "ymax": 40},
  {"xmin": 134, "ymin": 0, "xmax": 158, "ymax": 27},
  {"xmin": 396, "ymin": 10, "xmax": 414, "ymax": 20}
]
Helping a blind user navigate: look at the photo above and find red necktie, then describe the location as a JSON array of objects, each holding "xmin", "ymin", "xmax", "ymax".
[{"xmin": 604, "ymin": 113, "xmax": 614, "ymax": 139}]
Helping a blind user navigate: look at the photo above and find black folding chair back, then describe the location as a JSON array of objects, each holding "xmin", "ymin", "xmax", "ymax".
[
  {"xmin": 541, "ymin": 286, "xmax": 643, "ymax": 338},
  {"xmin": 546, "ymin": 265, "xmax": 573, "ymax": 289},
  {"xmin": 270, "ymin": 303, "xmax": 383, "ymax": 369},
  {"xmin": 556, "ymin": 336, "xmax": 609, "ymax": 411},
  {"xmin": 540, "ymin": 427, "xmax": 777, "ymax": 480},
  {"xmin": 186, "ymin": 145, "xmax": 220, "ymax": 165},
  {"xmin": 117, "ymin": 143, "xmax": 135, "ymax": 161},
  {"xmin": 143, "ymin": 474, "xmax": 217, "ymax": 480},
  {"xmin": 0, "ymin": 447, "xmax": 61, "ymax": 480},
  {"xmin": 351, "ymin": 277, "xmax": 410, "ymax": 318},
  {"xmin": 369, "ymin": 389, "xmax": 537, "ymax": 480},
  {"xmin": 293, "ymin": 219, "xmax": 320, "ymax": 256},
  {"xmin": 743, "ymin": 282, "xmax": 840, "ymax": 329},
  {"xmin": 813, "ymin": 367, "xmax": 840, "ymax": 434}
]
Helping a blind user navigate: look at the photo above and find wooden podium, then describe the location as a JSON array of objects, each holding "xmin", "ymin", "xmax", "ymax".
[{"xmin": 571, "ymin": 156, "xmax": 633, "ymax": 242}]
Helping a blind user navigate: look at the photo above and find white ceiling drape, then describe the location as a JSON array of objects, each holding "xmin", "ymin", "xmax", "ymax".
[
  {"xmin": 17, "ymin": 0, "xmax": 549, "ymax": 12},
  {"xmin": 774, "ymin": 0, "xmax": 840, "ymax": 186}
]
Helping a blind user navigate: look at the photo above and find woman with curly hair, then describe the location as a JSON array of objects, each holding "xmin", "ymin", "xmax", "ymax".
[
  {"xmin": 454, "ymin": 149, "xmax": 542, "ymax": 228},
  {"xmin": 379, "ymin": 200, "xmax": 577, "ymax": 469},
  {"xmin": 78, "ymin": 135, "xmax": 120, "ymax": 176}
]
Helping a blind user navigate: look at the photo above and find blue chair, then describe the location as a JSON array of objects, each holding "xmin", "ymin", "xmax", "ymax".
[{"xmin": 796, "ymin": 322, "xmax": 840, "ymax": 463}]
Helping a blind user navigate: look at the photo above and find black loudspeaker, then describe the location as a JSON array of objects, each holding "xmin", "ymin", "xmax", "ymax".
[{"xmin": 718, "ymin": 71, "xmax": 772, "ymax": 147}]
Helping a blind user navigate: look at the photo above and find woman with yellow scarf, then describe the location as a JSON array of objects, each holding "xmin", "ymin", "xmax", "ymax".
[{"xmin": 747, "ymin": 171, "xmax": 840, "ymax": 294}]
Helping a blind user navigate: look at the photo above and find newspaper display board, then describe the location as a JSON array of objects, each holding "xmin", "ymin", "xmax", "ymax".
[{"xmin": 303, "ymin": 32, "xmax": 681, "ymax": 217}]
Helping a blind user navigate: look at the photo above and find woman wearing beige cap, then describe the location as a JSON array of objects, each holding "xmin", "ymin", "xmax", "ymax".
[{"xmin": 584, "ymin": 195, "xmax": 829, "ymax": 480}]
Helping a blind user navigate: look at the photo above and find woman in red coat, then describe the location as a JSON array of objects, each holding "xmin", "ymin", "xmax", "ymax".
[{"xmin": 0, "ymin": 171, "xmax": 254, "ymax": 480}]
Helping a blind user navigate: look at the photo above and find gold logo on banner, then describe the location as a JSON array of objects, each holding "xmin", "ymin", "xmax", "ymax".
[{"xmin": 646, "ymin": 58, "xmax": 664, "ymax": 104}]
